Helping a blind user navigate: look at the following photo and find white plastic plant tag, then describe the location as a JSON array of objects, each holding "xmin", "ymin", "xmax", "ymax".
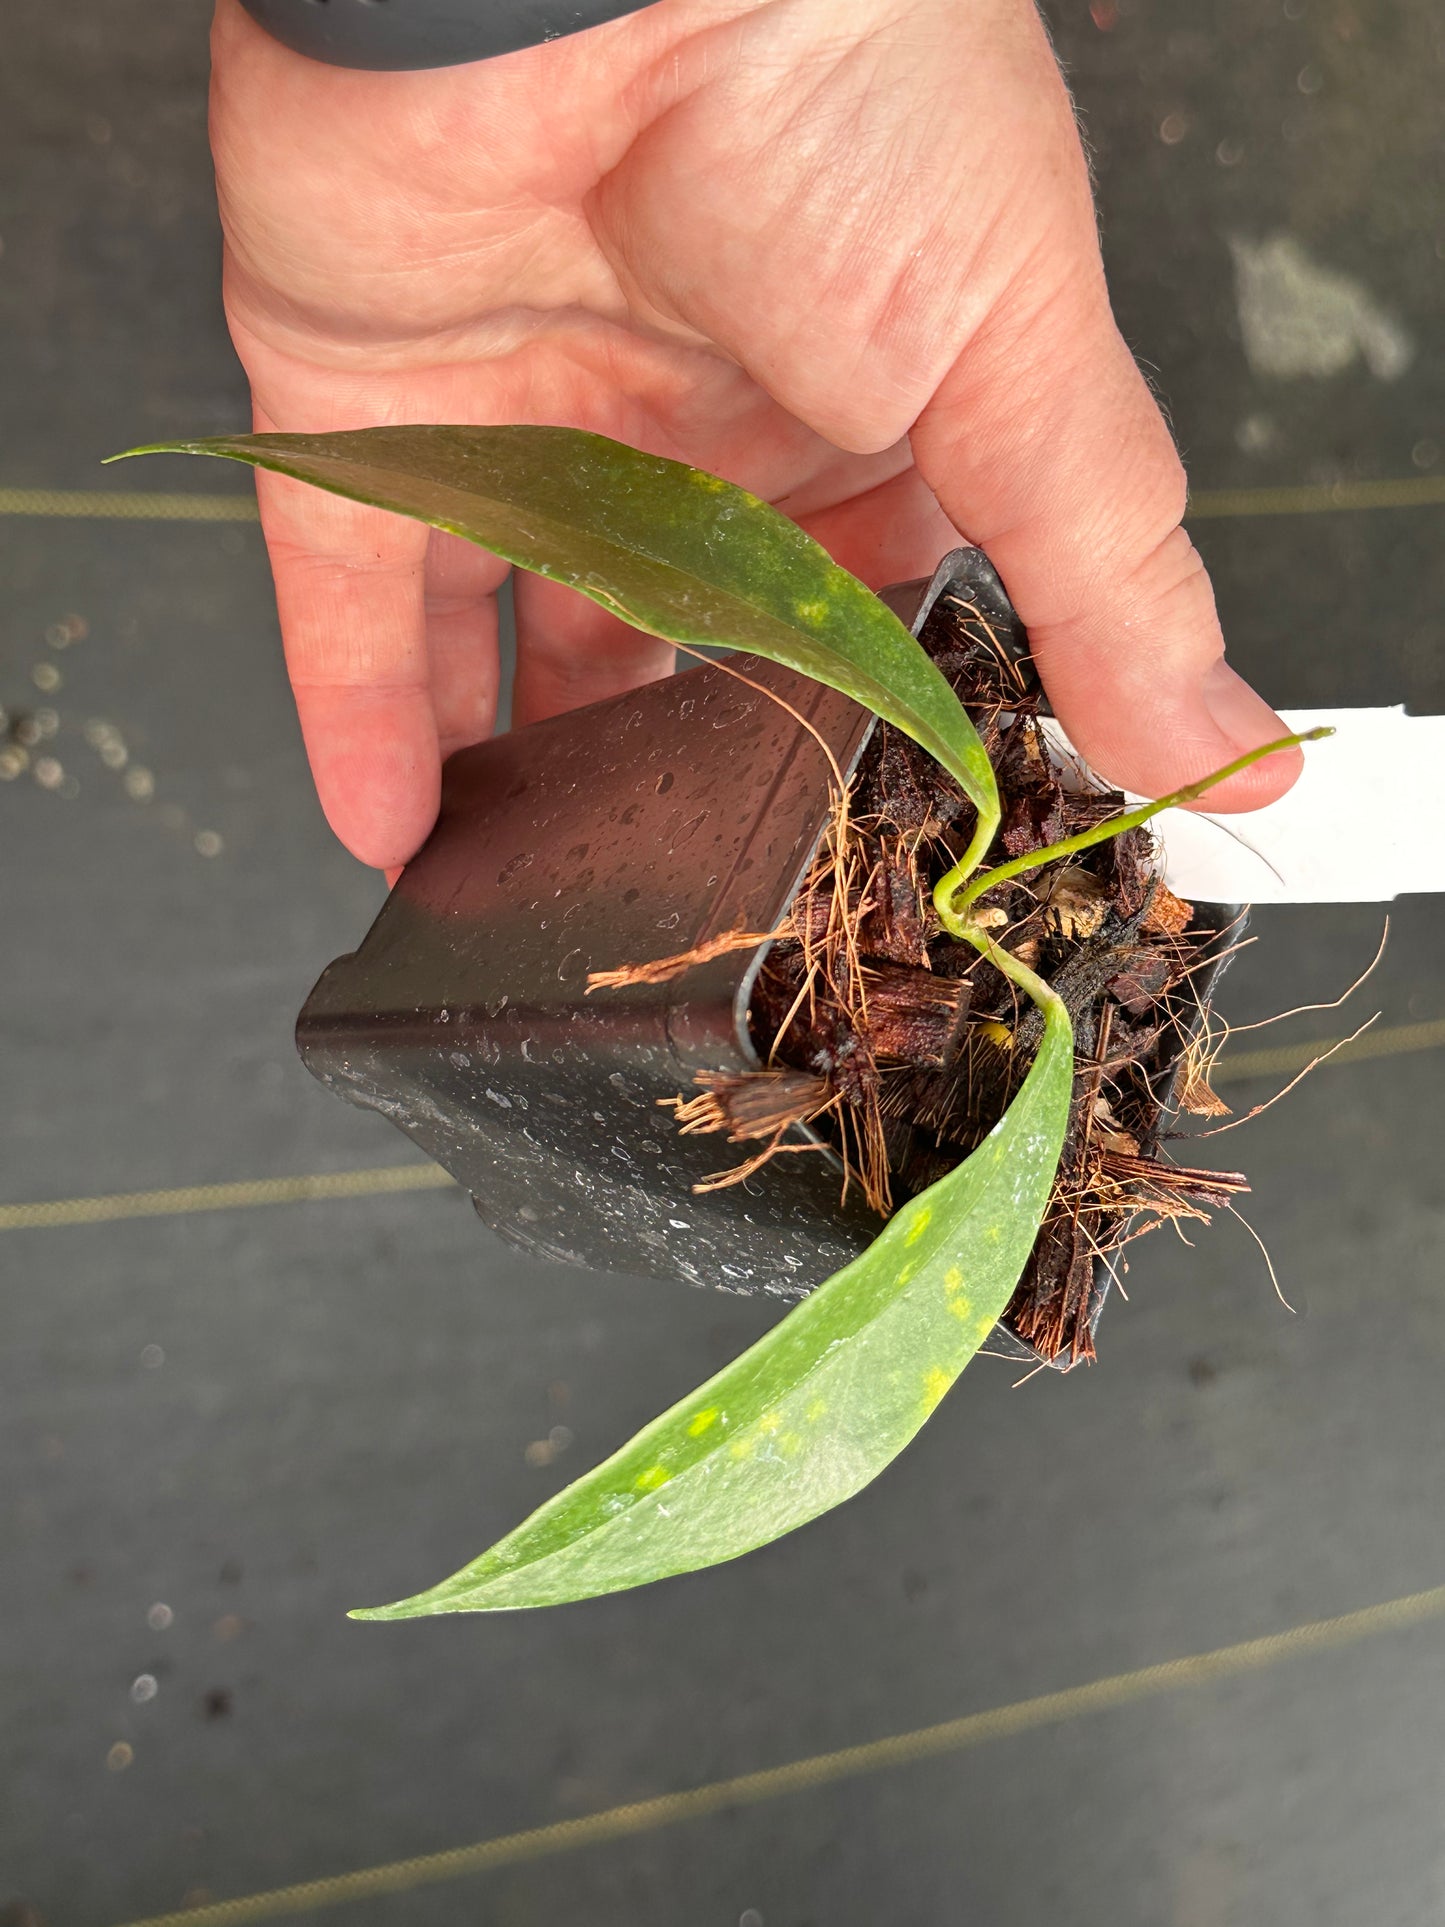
[{"xmin": 1041, "ymin": 707, "xmax": 1445, "ymax": 904}]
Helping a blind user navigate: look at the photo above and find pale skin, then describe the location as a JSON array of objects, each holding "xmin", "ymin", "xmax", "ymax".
[{"xmin": 210, "ymin": 0, "xmax": 1300, "ymax": 873}]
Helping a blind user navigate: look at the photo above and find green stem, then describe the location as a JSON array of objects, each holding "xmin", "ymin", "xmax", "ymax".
[
  {"xmin": 960, "ymin": 920, "xmax": 1068, "ymax": 1028},
  {"xmin": 933, "ymin": 726, "xmax": 1330, "ymax": 939},
  {"xmin": 947, "ymin": 800, "xmax": 1002, "ymax": 899}
]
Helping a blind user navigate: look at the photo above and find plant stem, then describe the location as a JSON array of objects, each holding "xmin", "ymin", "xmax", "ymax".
[
  {"xmin": 947, "ymin": 803, "xmax": 1002, "ymax": 898},
  {"xmin": 933, "ymin": 727, "xmax": 1330, "ymax": 939},
  {"xmin": 959, "ymin": 922, "xmax": 1069, "ymax": 1030}
]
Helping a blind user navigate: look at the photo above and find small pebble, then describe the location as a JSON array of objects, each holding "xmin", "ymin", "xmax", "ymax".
[
  {"xmin": 13, "ymin": 717, "xmax": 42, "ymax": 748},
  {"xmin": 31, "ymin": 662, "xmax": 61, "ymax": 693},
  {"xmin": 33, "ymin": 757, "xmax": 64, "ymax": 791},
  {"xmin": 34, "ymin": 708, "xmax": 59, "ymax": 739},
  {"xmin": 1158, "ymin": 111, "xmax": 1189, "ymax": 145},
  {"xmin": 106, "ymin": 1742, "xmax": 134, "ymax": 1772},
  {"xmin": 130, "ymin": 1674, "xmax": 158, "ymax": 1705},
  {"xmin": 124, "ymin": 766, "xmax": 155, "ymax": 802},
  {"xmin": 100, "ymin": 740, "xmax": 128, "ymax": 770},
  {"xmin": 194, "ymin": 830, "xmax": 223, "ymax": 858},
  {"xmin": 523, "ymin": 1439, "xmax": 555, "ymax": 1468},
  {"xmin": 147, "ymin": 1602, "xmax": 174, "ymax": 1632},
  {"xmin": 139, "ymin": 1343, "xmax": 164, "ymax": 1370},
  {"xmin": 85, "ymin": 718, "xmax": 118, "ymax": 749},
  {"xmin": 0, "ymin": 746, "xmax": 28, "ymax": 780}
]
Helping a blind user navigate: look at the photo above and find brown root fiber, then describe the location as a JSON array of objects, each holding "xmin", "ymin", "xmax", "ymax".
[{"xmin": 672, "ymin": 594, "xmax": 1248, "ymax": 1366}]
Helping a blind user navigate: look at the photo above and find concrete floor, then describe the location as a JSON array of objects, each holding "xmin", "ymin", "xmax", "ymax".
[{"xmin": 2, "ymin": 2, "xmax": 1442, "ymax": 1922}]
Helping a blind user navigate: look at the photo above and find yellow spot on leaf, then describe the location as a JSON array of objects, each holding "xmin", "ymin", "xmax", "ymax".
[
  {"xmin": 758, "ymin": 1410, "xmax": 783, "ymax": 1435},
  {"xmin": 806, "ymin": 1398, "xmax": 828, "ymax": 1422},
  {"xmin": 904, "ymin": 1208, "xmax": 932, "ymax": 1247},
  {"xmin": 895, "ymin": 1263, "xmax": 915, "ymax": 1287},
  {"xmin": 945, "ymin": 1265, "xmax": 973, "ymax": 1320},
  {"xmin": 922, "ymin": 1367, "xmax": 951, "ymax": 1412},
  {"xmin": 794, "ymin": 599, "xmax": 827, "ymax": 623},
  {"xmin": 687, "ymin": 1407, "xmax": 720, "ymax": 1438},
  {"xmin": 729, "ymin": 1435, "xmax": 756, "ymax": 1461},
  {"xmin": 634, "ymin": 1465, "xmax": 672, "ymax": 1493}
]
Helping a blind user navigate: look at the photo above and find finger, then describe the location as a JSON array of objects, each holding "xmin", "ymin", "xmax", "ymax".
[
  {"xmin": 911, "ymin": 281, "xmax": 1301, "ymax": 812},
  {"xmin": 423, "ymin": 529, "xmax": 510, "ymax": 759},
  {"xmin": 510, "ymin": 571, "xmax": 675, "ymax": 730},
  {"xmin": 254, "ymin": 442, "xmax": 440, "ymax": 870}
]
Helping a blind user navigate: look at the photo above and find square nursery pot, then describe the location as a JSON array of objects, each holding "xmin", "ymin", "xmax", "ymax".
[{"xmin": 297, "ymin": 549, "xmax": 1242, "ymax": 1367}]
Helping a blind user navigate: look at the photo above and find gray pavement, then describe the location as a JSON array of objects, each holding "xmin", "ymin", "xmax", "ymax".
[{"xmin": 2, "ymin": 2, "xmax": 1442, "ymax": 1923}]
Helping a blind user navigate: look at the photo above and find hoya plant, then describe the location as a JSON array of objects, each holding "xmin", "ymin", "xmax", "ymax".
[{"xmin": 113, "ymin": 427, "xmax": 1319, "ymax": 1616}]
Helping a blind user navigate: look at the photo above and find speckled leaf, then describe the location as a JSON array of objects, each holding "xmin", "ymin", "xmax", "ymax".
[
  {"xmin": 110, "ymin": 425, "xmax": 997, "ymax": 816},
  {"xmin": 351, "ymin": 991, "xmax": 1072, "ymax": 1615}
]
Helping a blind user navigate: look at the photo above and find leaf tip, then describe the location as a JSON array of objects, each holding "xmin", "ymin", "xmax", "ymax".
[
  {"xmin": 346, "ymin": 1597, "xmax": 430, "ymax": 1623},
  {"xmin": 347, "ymin": 1572, "xmax": 498, "ymax": 1620},
  {"xmin": 101, "ymin": 441, "xmax": 202, "ymax": 466}
]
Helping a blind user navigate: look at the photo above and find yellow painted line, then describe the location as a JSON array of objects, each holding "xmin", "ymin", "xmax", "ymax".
[
  {"xmin": 1187, "ymin": 474, "xmax": 1445, "ymax": 519},
  {"xmin": 0, "ymin": 1163, "xmax": 453, "ymax": 1231},
  {"xmin": 0, "ymin": 1018, "xmax": 1439, "ymax": 1235},
  {"xmin": 115, "ymin": 1580, "xmax": 1445, "ymax": 1927},
  {"xmin": 1213, "ymin": 1014, "xmax": 1445, "ymax": 1083},
  {"xmin": 1, "ymin": 477, "xmax": 1444, "ymax": 525},
  {"xmin": 0, "ymin": 487, "xmax": 258, "ymax": 522}
]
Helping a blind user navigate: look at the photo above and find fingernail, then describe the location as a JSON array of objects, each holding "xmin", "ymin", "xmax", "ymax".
[{"xmin": 1200, "ymin": 658, "xmax": 1289, "ymax": 753}]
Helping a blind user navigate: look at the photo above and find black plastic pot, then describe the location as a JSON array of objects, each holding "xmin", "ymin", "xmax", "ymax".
[{"xmin": 296, "ymin": 550, "xmax": 1242, "ymax": 1365}]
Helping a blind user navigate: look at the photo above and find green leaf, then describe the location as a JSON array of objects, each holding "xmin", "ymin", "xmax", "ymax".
[
  {"xmin": 115, "ymin": 420, "xmax": 1068, "ymax": 1609},
  {"xmin": 351, "ymin": 988, "xmax": 1072, "ymax": 1615},
  {"xmin": 109, "ymin": 425, "xmax": 997, "ymax": 828}
]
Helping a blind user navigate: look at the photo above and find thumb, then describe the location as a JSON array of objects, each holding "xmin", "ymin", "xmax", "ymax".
[{"xmin": 911, "ymin": 277, "xmax": 1299, "ymax": 812}]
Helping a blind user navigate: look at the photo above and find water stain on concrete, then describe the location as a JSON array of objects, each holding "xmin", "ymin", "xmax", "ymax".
[{"xmin": 1229, "ymin": 233, "xmax": 1414, "ymax": 382}]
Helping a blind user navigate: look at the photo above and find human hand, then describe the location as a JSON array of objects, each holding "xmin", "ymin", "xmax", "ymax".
[{"xmin": 210, "ymin": 0, "xmax": 1299, "ymax": 871}]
